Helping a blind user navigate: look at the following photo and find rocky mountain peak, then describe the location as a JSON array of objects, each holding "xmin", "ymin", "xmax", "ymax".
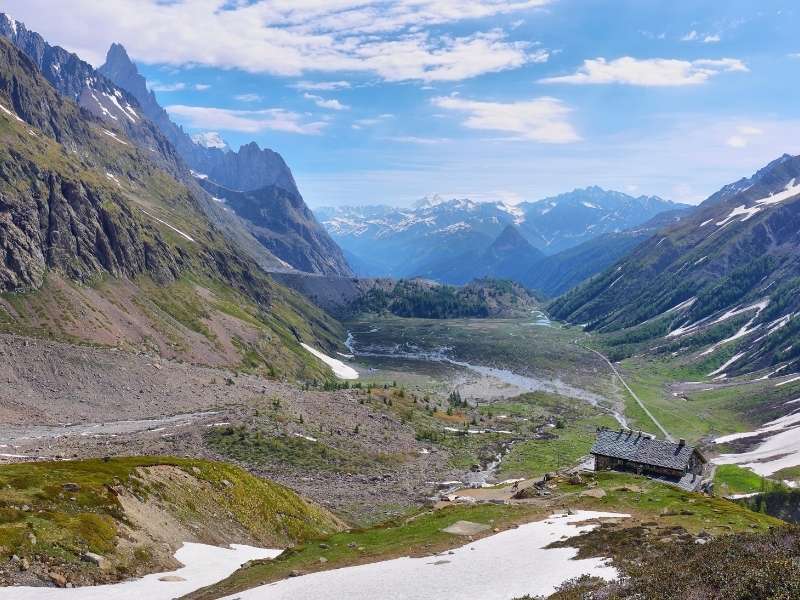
[{"xmin": 488, "ymin": 224, "xmax": 534, "ymax": 254}]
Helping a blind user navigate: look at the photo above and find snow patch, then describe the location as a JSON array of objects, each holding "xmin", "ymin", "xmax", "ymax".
[
  {"xmin": 0, "ymin": 101, "xmax": 24, "ymax": 123},
  {"xmin": 707, "ymin": 352, "xmax": 746, "ymax": 378},
  {"xmin": 301, "ymin": 343, "xmax": 358, "ymax": 380},
  {"xmin": 0, "ymin": 542, "xmax": 280, "ymax": 600},
  {"xmin": 225, "ymin": 512, "xmax": 627, "ymax": 600},
  {"xmin": 716, "ymin": 180, "xmax": 800, "ymax": 226},
  {"xmin": 138, "ymin": 208, "xmax": 195, "ymax": 242},
  {"xmin": 100, "ymin": 128, "xmax": 129, "ymax": 145}
]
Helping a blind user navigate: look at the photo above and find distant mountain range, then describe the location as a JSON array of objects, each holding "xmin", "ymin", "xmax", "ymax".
[
  {"xmin": 317, "ymin": 188, "xmax": 689, "ymax": 294},
  {"xmin": 551, "ymin": 153, "xmax": 800, "ymax": 377},
  {"xmin": 0, "ymin": 14, "xmax": 350, "ymax": 278}
]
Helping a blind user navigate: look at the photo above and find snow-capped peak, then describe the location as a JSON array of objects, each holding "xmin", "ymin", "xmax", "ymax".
[
  {"xmin": 1, "ymin": 13, "xmax": 19, "ymax": 36},
  {"xmin": 414, "ymin": 194, "xmax": 447, "ymax": 209},
  {"xmin": 192, "ymin": 131, "xmax": 230, "ymax": 152}
]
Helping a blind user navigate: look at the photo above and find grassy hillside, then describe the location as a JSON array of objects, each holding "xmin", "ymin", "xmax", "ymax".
[
  {"xmin": 0, "ymin": 457, "xmax": 343, "ymax": 587},
  {"xmin": 186, "ymin": 470, "xmax": 780, "ymax": 600}
]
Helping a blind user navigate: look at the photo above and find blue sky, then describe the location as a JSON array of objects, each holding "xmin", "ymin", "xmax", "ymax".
[{"xmin": 5, "ymin": 0, "xmax": 800, "ymax": 207}]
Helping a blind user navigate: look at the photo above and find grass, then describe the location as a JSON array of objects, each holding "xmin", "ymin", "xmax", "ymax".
[
  {"xmin": 187, "ymin": 470, "xmax": 782, "ymax": 600},
  {"xmin": 558, "ymin": 471, "xmax": 782, "ymax": 534},
  {"xmin": 498, "ymin": 413, "xmax": 618, "ymax": 479},
  {"xmin": 713, "ymin": 465, "xmax": 782, "ymax": 496},
  {"xmin": 206, "ymin": 426, "xmax": 405, "ymax": 473},
  {"xmin": 615, "ymin": 356, "xmax": 783, "ymax": 442},
  {"xmin": 0, "ymin": 457, "xmax": 340, "ymax": 568},
  {"xmin": 185, "ymin": 502, "xmax": 547, "ymax": 600}
]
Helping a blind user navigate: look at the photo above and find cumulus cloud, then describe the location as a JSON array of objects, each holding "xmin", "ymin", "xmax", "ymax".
[
  {"xmin": 431, "ymin": 95, "xmax": 580, "ymax": 143},
  {"xmin": 3, "ymin": 0, "xmax": 551, "ymax": 82},
  {"xmin": 165, "ymin": 105, "xmax": 327, "ymax": 135},
  {"xmin": 540, "ymin": 56, "xmax": 748, "ymax": 86},
  {"xmin": 303, "ymin": 93, "xmax": 349, "ymax": 111}
]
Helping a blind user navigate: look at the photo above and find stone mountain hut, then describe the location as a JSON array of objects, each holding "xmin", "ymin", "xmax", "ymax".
[{"xmin": 590, "ymin": 427, "xmax": 707, "ymax": 490}]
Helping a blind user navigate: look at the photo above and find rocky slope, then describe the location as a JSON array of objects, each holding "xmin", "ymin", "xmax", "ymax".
[
  {"xmin": 418, "ymin": 224, "xmax": 545, "ymax": 285},
  {"xmin": 526, "ymin": 207, "xmax": 691, "ymax": 297},
  {"xmin": 98, "ymin": 42, "xmax": 351, "ymax": 276},
  {"xmin": 0, "ymin": 13, "xmax": 292, "ymax": 275},
  {"xmin": 550, "ymin": 154, "xmax": 800, "ymax": 378},
  {"xmin": 0, "ymin": 34, "xmax": 344, "ymax": 378},
  {"xmin": 199, "ymin": 177, "xmax": 351, "ymax": 277}
]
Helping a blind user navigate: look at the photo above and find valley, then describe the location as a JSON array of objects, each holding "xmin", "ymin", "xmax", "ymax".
[{"xmin": 1, "ymin": 4, "xmax": 799, "ymax": 599}]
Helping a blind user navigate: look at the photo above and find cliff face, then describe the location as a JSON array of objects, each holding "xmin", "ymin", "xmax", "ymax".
[
  {"xmin": 98, "ymin": 42, "xmax": 352, "ymax": 276},
  {"xmin": 0, "ymin": 171, "xmax": 180, "ymax": 291},
  {"xmin": 198, "ymin": 178, "xmax": 352, "ymax": 276}
]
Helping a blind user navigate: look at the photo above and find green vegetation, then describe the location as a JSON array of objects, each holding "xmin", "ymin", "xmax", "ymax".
[
  {"xmin": 713, "ymin": 465, "xmax": 783, "ymax": 497},
  {"xmin": 348, "ymin": 278, "xmax": 536, "ymax": 319},
  {"xmin": 610, "ymin": 357, "xmax": 790, "ymax": 442},
  {"xmin": 186, "ymin": 502, "xmax": 547, "ymax": 599},
  {"xmin": 0, "ymin": 457, "xmax": 340, "ymax": 570},
  {"xmin": 206, "ymin": 426, "xmax": 403, "ymax": 473},
  {"xmin": 189, "ymin": 470, "xmax": 780, "ymax": 600},
  {"xmin": 546, "ymin": 526, "xmax": 800, "ymax": 600},
  {"xmin": 499, "ymin": 413, "xmax": 617, "ymax": 479},
  {"xmin": 558, "ymin": 471, "xmax": 780, "ymax": 534}
]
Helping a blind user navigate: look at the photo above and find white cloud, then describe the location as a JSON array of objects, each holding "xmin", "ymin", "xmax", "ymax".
[
  {"xmin": 540, "ymin": 56, "xmax": 748, "ymax": 86},
  {"xmin": 149, "ymin": 81, "xmax": 209, "ymax": 92},
  {"xmin": 726, "ymin": 124, "xmax": 763, "ymax": 148},
  {"xmin": 3, "ymin": 0, "xmax": 552, "ymax": 82},
  {"xmin": 165, "ymin": 105, "xmax": 327, "ymax": 135},
  {"xmin": 431, "ymin": 95, "xmax": 580, "ymax": 143},
  {"xmin": 682, "ymin": 30, "xmax": 721, "ymax": 44},
  {"xmin": 234, "ymin": 93, "xmax": 263, "ymax": 102},
  {"xmin": 384, "ymin": 135, "xmax": 451, "ymax": 144},
  {"xmin": 352, "ymin": 114, "xmax": 394, "ymax": 129},
  {"xmin": 303, "ymin": 93, "xmax": 349, "ymax": 111},
  {"xmin": 292, "ymin": 81, "xmax": 351, "ymax": 91}
]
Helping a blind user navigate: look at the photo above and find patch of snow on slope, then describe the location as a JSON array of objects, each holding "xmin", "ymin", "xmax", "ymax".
[
  {"xmin": 713, "ymin": 410, "xmax": 800, "ymax": 476},
  {"xmin": 498, "ymin": 202, "xmax": 525, "ymax": 224},
  {"xmin": 225, "ymin": 511, "xmax": 627, "ymax": 600},
  {"xmin": 436, "ymin": 221, "xmax": 471, "ymax": 234},
  {"xmin": 777, "ymin": 376, "xmax": 800, "ymax": 388},
  {"xmin": 301, "ymin": 343, "xmax": 358, "ymax": 380},
  {"xmin": 716, "ymin": 180, "xmax": 800, "ymax": 226},
  {"xmin": 707, "ymin": 352, "xmax": 747, "ymax": 378},
  {"xmin": 0, "ymin": 101, "xmax": 24, "ymax": 123},
  {"xmin": 100, "ymin": 128, "xmax": 129, "ymax": 145},
  {"xmin": 0, "ymin": 543, "xmax": 280, "ymax": 600},
  {"xmin": 103, "ymin": 91, "xmax": 137, "ymax": 122},
  {"xmin": 714, "ymin": 411, "xmax": 800, "ymax": 444},
  {"xmin": 138, "ymin": 209, "xmax": 195, "ymax": 242}
]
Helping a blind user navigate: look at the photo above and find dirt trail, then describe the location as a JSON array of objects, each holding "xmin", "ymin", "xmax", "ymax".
[{"xmin": 581, "ymin": 344, "xmax": 673, "ymax": 441}]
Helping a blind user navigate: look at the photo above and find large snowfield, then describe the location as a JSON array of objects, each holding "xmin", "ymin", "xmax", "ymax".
[{"xmin": 222, "ymin": 511, "xmax": 625, "ymax": 600}]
